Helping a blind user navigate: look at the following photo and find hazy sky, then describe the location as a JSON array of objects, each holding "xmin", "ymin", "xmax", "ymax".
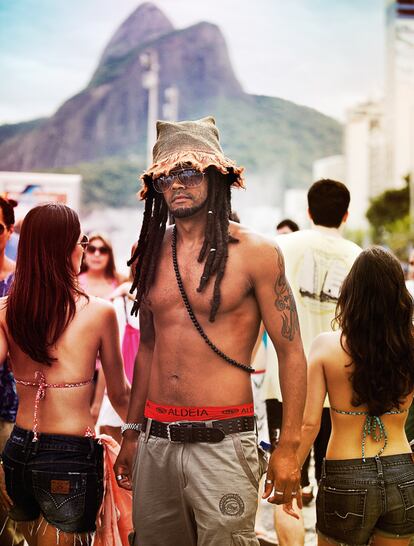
[{"xmin": 0, "ymin": 0, "xmax": 384, "ymax": 124}]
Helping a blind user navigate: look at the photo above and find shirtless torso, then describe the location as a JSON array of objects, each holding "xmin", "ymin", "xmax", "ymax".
[{"xmin": 147, "ymin": 224, "xmax": 261, "ymax": 407}]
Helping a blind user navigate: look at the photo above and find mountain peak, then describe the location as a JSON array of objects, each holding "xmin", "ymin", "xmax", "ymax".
[{"xmin": 97, "ymin": 3, "xmax": 174, "ymax": 68}]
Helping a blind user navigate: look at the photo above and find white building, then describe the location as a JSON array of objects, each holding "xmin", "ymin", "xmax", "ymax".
[
  {"xmin": 283, "ymin": 189, "xmax": 308, "ymax": 229},
  {"xmin": 344, "ymin": 101, "xmax": 387, "ymax": 229},
  {"xmin": 313, "ymin": 155, "xmax": 346, "ymax": 184},
  {"xmin": 385, "ymin": 0, "xmax": 414, "ymax": 187}
]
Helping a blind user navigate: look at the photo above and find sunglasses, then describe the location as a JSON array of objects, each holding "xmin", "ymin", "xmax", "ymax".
[
  {"xmin": 153, "ymin": 168, "xmax": 204, "ymax": 194},
  {"xmin": 77, "ymin": 234, "xmax": 89, "ymax": 251},
  {"xmin": 86, "ymin": 244, "xmax": 110, "ymax": 256}
]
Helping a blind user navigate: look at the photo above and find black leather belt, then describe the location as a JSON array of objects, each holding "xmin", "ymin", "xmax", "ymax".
[{"xmin": 143, "ymin": 415, "xmax": 255, "ymax": 443}]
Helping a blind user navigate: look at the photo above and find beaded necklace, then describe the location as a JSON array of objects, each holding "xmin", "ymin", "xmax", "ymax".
[{"xmin": 172, "ymin": 226, "xmax": 254, "ymax": 374}]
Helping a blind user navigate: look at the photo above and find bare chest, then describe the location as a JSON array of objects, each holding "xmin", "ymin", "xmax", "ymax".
[{"xmin": 147, "ymin": 243, "xmax": 251, "ymax": 318}]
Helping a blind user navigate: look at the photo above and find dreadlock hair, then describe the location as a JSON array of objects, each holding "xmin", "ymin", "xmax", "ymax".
[{"xmin": 129, "ymin": 166, "xmax": 238, "ymax": 322}]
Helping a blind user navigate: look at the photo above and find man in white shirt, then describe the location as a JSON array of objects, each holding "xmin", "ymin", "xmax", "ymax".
[{"xmin": 266, "ymin": 179, "xmax": 361, "ymax": 546}]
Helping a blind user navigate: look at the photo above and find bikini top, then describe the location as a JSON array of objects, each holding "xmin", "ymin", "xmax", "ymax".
[
  {"xmin": 331, "ymin": 406, "xmax": 409, "ymax": 461},
  {"xmin": 14, "ymin": 370, "xmax": 94, "ymax": 442}
]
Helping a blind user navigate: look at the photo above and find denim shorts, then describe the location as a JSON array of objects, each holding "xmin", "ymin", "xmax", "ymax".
[
  {"xmin": 2, "ymin": 425, "xmax": 104, "ymax": 533},
  {"xmin": 316, "ymin": 453, "xmax": 414, "ymax": 546}
]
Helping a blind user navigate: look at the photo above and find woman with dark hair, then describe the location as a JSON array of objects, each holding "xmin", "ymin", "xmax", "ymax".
[
  {"xmin": 284, "ymin": 247, "xmax": 414, "ymax": 546},
  {"xmin": 0, "ymin": 203, "xmax": 130, "ymax": 546}
]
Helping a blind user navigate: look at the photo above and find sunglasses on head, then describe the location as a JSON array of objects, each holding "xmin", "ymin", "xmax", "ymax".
[
  {"xmin": 77, "ymin": 234, "xmax": 89, "ymax": 251},
  {"xmin": 153, "ymin": 168, "xmax": 204, "ymax": 193},
  {"xmin": 86, "ymin": 244, "xmax": 110, "ymax": 256}
]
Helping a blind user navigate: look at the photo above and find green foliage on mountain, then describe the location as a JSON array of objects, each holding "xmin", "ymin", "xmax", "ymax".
[
  {"xmin": 56, "ymin": 158, "xmax": 145, "ymax": 213},
  {"xmin": 49, "ymin": 94, "xmax": 342, "ymax": 211},
  {"xmin": 205, "ymin": 95, "xmax": 342, "ymax": 189},
  {"xmin": 0, "ymin": 118, "xmax": 46, "ymax": 146}
]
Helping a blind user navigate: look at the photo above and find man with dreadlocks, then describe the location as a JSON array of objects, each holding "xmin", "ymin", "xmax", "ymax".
[{"xmin": 114, "ymin": 117, "xmax": 307, "ymax": 546}]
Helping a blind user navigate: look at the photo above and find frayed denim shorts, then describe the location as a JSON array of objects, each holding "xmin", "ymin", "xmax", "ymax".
[
  {"xmin": 2, "ymin": 425, "xmax": 104, "ymax": 533},
  {"xmin": 316, "ymin": 453, "xmax": 414, "ymax": 546}
]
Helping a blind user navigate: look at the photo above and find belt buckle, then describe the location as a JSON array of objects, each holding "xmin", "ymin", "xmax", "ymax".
[{"xmin": 166, "ymin": 421, "xmax": 189, "ymax": 443}]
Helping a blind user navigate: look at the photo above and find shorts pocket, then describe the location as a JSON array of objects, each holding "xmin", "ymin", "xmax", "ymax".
[
  {"xmin": 398, "ymin": 479, "xmax": 414, "ymax": 523},
  {"xmin": 231, "ymin": 530, "xmax": 258, "ymax": 545},
  {"xmin": 257, "ymin": 445, "xmax": 268, "ymax": 479},
  {"xmin": 232, "ymin": 434, "xmax": 260, "ymax": 489},
  {"xmin": 32, "ymin": 470, "xmax": 87, "ymax": 524},
  {"xmin": 322, "ymin": 485, "xmax": 367, "ymax": 532}
]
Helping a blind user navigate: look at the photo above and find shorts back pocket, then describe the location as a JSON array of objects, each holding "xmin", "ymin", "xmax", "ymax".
[
  {"xmin": 398, "ymin": 479, "xmax": 414, "ymax": 523},
  {"xmin": 32, "ymin": 469, "xmax": 87, "ymax": 525},
  {"xmin": 322, "ymin": 485, "xmax": 367, "ymax": 532}
]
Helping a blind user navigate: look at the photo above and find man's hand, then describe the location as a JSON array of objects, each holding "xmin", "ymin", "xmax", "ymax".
[
  {"xmin": 113, "ymin": 435, "xmax": 139, "ymax": 491},
  {"xmin": 0, "ymin": 463, "xmax": 13, "ymax": 512},
  {"xmin": 262, "ymin": 445, "xmax": 302, "ymax": 507}
]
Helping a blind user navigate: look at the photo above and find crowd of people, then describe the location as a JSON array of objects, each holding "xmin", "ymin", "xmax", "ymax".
[{"xmin": 0, "ymin": 116, "xmax": 413, "ymax": 546}]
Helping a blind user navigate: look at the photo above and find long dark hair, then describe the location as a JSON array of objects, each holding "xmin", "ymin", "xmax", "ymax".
[
  {"xmin": 6, "ymin": 203, "xmax": 86, "ymax": 365},
  {"xmin": 335, "ymin": 246, "xmax": 414, "ymax": 415},
  {"xmin": 129, "ymin": 167, "xmax": 238, "ymax": 321}
]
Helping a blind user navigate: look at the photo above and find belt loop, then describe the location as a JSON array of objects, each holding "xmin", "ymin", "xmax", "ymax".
[
  {"xmin": 22, "ymin": 430, "xmax": 34, "ymax": 462},
  {"xmin": 22, "ymin": 431, "xmax": 30, "ymax": 454},
  {"xmin": 144, "ymin": 418, "xmax": 152, "ymax": 443},
  {"xmin": 321, "ymin": 458, "xmax": 326, "ymax": 479},
  {"xmin": 86, "ymin": 437, "xmax": 95, "ymax": 460},
  {"xmin": 375, "ymin": 455, "xmax": 383, "ymax": 478}
]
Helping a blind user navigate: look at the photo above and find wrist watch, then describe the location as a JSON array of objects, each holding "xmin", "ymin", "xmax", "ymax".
[{"xmin": 121, "ymin": 423, "xmax": 143, "ymax": 436}]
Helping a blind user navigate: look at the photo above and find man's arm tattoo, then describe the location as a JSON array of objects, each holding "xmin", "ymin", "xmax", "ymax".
[{"xmin": 274, "ymin": 248, "xmax": 300, "ymax": 341}]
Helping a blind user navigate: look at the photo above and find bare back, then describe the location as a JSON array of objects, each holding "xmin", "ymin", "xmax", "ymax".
[
  {"xmin": 146, "ymin": 224, "xmax": 261, "ymax": 407},
  {"xmin": 313, "ymin": 331, "xmax": 412, "ymax": 460},
  {"xmin": 0, "ymin": 295, "xmax": 126, "ymax": 436}
]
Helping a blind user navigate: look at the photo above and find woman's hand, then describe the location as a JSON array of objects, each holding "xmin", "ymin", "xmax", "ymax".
[{"xmin": 282, "ymin": 496, "xmax": 301, "ymax": 520}]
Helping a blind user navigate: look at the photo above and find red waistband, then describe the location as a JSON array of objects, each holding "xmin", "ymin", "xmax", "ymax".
[{"xmin": 144, "ymin": 400, "xmax": 254, "ymax": 422}]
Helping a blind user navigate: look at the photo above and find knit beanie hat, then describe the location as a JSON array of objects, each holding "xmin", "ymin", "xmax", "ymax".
[{"xmin": 140, "ymin": 116, "xmax": 244, "ymax": 199}]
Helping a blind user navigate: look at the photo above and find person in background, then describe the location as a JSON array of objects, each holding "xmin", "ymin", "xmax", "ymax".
[
  {"xmin": 0, "ymin": 203, "xmax": 130, "ymax": 546},
  {"xmin": 276, "ymin": 218, "xmax": 299, "ymax": 235},
  {"xmin": 277, "ymin": 180, "xmax": 361, "ymax": 485},
  {"xmin": 79, "ymin": 233, "xmax": 124, "ymax": 429},
  {"xmin": 0, "ymin": 197, "xmax": 25, "ymax": 546},
  {"xmin": 270, "ymin": 180, "xmax": 361, "ymax": 545},
  {"xmin": 99, "ymin": 245, "xmax": 140, "ymax": 444},
  {"xmin": 285, "ymin": 247, "xmax": 414, "ymax": 546}
]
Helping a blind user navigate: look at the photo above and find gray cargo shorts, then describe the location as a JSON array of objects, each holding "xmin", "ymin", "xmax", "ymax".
[{"xmin": 130, "ymin": 426, "xmax": 267, "ymax": 546}]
